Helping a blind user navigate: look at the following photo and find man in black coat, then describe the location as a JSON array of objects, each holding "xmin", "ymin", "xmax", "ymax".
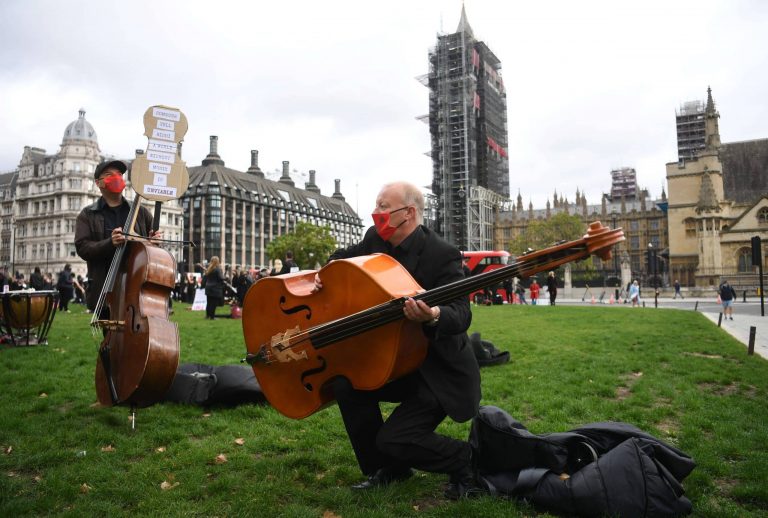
[
  {"xmin": 315, "ymin": 181, "xmax": 481, "ymax": 499},
  {"xmin": 74, "ymin": 160, "xmax": 156, "ymax": 315}
]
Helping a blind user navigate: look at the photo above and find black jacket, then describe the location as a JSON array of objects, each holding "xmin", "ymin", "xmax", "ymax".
[
  {"xmin": 328, "ymin": 225, "xmax": 480, "ymax": 422},
  {"xmin": 204, "ymin": 267, "xmax": 225, "ymax": 298}
]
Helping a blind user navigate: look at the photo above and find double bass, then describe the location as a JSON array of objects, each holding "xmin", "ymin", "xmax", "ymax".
[
  {"xmin": 243, "ymin": 221, "xmax": 624, "ymax": 419},
  {"xmin": 92, "ymin": 105, "xmax": 189, "ymax": 420}
]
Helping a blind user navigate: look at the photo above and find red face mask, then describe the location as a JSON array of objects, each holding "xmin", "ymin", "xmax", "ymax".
[
  {"xmin": 103, "ymin": 174, "xmax": 126, "ymax": 193},
  {"xmin": 372, "ymin": 206, "xmax": 408, "ymax": 241}
]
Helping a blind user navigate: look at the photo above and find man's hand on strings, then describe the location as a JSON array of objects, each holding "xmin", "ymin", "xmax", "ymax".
[
  {"xmin": 149, "ymin": 229, "xmax": 163, "ymax": 244},
  {"xmin": 111, "ymin": 228, "xmax": 126, "ymax": 247}
]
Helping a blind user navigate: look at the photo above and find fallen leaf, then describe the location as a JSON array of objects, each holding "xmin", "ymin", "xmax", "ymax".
[
  {"xmin": 34, "ymin": 475, "xmax": 42, "ymax": 483},
  {"xmin": 3, "ymin": 446, "xmax": 11, "ymax": 455},
  {"xmin": 315, "ymin": 472, "xmax": 326, "ymax": 480},
  {"xmin": 202, "ymin": 413, "xmax": 211, "ymax": 418},
  {"xmin": 322, "ymin": 512, "xmax": 341, "ymax": 518},
  {"xmin": 39, "ymin": 393, "xmax": 48, "ymax": 398},
  {"xmin": 160, "ymin": 480, "xmax": 179, "ymax": 491},
  {"xmin": 413, "ymin": 505, "xmax": 420, "ymax": 511},
  {"xmin": 80, "ymin": 483, "xmax": 91, "ymax": 493},
  {"xmin": 156, "ymin": 447, "xmax": 166, "ymax": 453},
  {"xmin": 215, "ymin": 454, "xmax": 228, "ymax": 464},
  {"xmin": 7, "ymin": 471, "xmax": 17, "ymax": 477},
  {"xmin": 234, "ymin": 438, "xmax": 245, "ymax": 446},
  {"xmin": 101, "ymin": 445, "xmax": 115, "ymax": 452}
]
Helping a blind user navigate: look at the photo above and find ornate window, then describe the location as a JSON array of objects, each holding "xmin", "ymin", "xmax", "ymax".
[
  {"xmin": 737, "ymin": 247, "xmax": 753, "ymax": 272},
  {"xmin": 758, "ymin": 207, "xmax": 768, "ymax": 224},
  {"xmin": 684, "ymin": 218, "xmax": 696, "ymax": 237}
]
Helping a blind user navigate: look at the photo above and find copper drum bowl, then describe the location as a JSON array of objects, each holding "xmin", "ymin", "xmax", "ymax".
[{"xmin": 0, "ymin": 290, "xmax": 57, "ymax": 329}]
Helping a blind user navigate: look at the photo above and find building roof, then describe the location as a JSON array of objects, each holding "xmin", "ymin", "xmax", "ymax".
[
  {"xmin": 62, "ymin": 109, "xmax": 98, "ymax": 145},
  {"xmin": 720, "ymin": 138, "xmax": 768, "ymax": 203},
  {"xmin": 186, "ymin": 162, "xmax": 359, "ymax": 221}
]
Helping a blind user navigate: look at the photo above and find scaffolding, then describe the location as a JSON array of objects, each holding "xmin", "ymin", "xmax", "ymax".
[
  {"xmin": 423, "ymin": 8, "xmax": 509, "ymax": 251},
  {"xmin": 609, "ymin": 167, "xmax": 639, "ymax": 201},
  {"xmin": 676, "ymin": 100, "xmax": 706, "ymax": 160}
]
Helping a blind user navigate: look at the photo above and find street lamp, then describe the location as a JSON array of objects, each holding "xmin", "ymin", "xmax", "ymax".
[{"xmin": 648, "ymin": 243, "xmax": 658, "ymax": 308}]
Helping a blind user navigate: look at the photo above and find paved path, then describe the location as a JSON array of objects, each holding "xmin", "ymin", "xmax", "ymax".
[{"xmin": 547, "ymin": 296, "xmax": 768, "ymax": 361}]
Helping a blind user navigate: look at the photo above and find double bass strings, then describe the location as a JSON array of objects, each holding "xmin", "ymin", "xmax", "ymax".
[{"xmin": 257, "ymin": 247, "xmax": 583, "ymax": 363}]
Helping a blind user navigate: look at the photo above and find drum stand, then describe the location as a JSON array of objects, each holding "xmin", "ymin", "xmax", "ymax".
[{"xmin": 0, "ymin": 291, "xmax": 59, "ymax": 347}]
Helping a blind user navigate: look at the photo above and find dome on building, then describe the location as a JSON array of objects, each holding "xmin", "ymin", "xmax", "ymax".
[{"xmin": 62, "ymin": 108, "xmax": 98, "ymax": 144}]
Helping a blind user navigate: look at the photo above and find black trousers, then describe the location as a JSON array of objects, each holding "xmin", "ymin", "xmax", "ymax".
[
  {"xmin": 205, "ymin": 295, "xmax": 223, "ymax": 319},
  {"xmin": 334, "ymin": 372, "xmax": 471, "ymax": 477}
]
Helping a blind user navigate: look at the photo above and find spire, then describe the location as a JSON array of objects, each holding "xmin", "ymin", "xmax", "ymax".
[
  {"xmin": 705, "ymin": 86, "xmax": 716, "ymax": 114},
  {"xmin": 704, "ymin": 86, "xmax": 721, "ymax": 150},
  {"xmin": 696, "ymin": 172, "xmax": 720, "ymax": 213},
  {"xmin": 661, "ymin": 185, "xmax": 667, "ymax": 201},
  {"xmin": 528, "ymin": 200, "xmax": 533, "ymax": 219},
  {"xmin": 456, "ymin": 3, "xmax": 474, "ymax": 37},
  {"xmin": 516, "ymin": 189, "xmax": 523, "ymax": 211},
  {"xmin": 546, "ymin": 199, "xmax": 551, "ymax": 218},
  {"xmin": 601, "ymin": 194, "xmax": 607, "ymax": 217}
]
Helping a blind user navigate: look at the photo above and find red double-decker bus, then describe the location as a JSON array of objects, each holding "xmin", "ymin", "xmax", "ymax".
[{"xmin": 462, "ymin": 251, "xmax": 511, "ymax": 303}]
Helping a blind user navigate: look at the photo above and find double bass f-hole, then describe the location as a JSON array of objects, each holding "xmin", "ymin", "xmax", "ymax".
[
  {"xmin": 300, "ymin": 355, "xmax": 327, "ymax": 392},
  {"xmin": 279, "ymin": 296, "xmax": 312, "ymax": 320}
]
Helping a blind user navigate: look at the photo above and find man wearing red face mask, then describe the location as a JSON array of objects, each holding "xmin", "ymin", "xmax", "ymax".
[
  {"xmin": 75, "ymin": 160, "xmax": 158, "ymax": 316},
  {"xmin": 315, "ymin": 181, "xmax": 483, "ymax": 499}
]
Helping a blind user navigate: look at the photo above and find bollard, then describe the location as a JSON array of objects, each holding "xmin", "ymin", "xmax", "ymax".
[
  {"xmin": 642, "ymin": 301, "xmax": 645, "ymax": 308},
  {"xmin": 694, "ymin": 301, "xmax": 699, "ymax": 311},
  {"xmin": 748, "ymin": 326, "xmax": 756, "ymax": 355},
  {"xmin": 717, "ymin": 313, "xmax": 722, "ymax": 327},
  {"xmin": 743, "ymin": 290, "xmax": 747, "ymax": 303}
]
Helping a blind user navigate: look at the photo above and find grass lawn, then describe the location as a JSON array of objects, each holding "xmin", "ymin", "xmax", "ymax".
[{"xmin": 1, "ymin": 302, "xmax": 767, "ymax": 517}]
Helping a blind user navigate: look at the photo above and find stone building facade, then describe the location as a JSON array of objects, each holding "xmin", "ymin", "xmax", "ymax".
[
  {"xmin": 494, "ymin": 185, "xmax": 668, "ymax": 288},
  {"xmin": 180, "ymin": 136, "xmax": 363, "ymax": 273},
  {"xmin": 666, "ymin": 88, "xmax": 768, "ymax": 288},
  {"xmin": 8, "ymin": 109, "xmax": 184, "ymax": 281}
]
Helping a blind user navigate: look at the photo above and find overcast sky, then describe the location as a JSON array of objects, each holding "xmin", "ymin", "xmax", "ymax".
[{"xmin": 1, "ymin": 0, "xmax": 766, "ymax": 219}]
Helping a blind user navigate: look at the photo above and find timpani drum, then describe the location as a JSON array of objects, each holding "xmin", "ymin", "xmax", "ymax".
[{"xmin": 0, "ymin": 290, "xmax": 59, "ymax": 346}]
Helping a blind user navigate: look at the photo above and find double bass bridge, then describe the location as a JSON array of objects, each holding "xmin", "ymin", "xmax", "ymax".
[{"xmin": 247, "ymin": 326, "xmax": 308, "ymax": 365}]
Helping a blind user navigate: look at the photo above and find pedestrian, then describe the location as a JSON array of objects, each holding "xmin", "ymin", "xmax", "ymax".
[
  {"xmin": 56, "ymin": 264, "xmax": 74, "ymax": 312},
  {"xmin": 279, "ymin": 251, "xmax": 299, "ymax": 275},
  {"xmin": 515, "ymin": 282, "xmax": 528, "ymax": 305},
  {"xmin": 673, "ymin": 280, "xmax": 684, "ymax": 299},
  {"xmin": 719, "ymin": 279, "xmax": 737, "ymax": 320},
  {"xmin": 74, "ymin": 160, "xmax": 158, "ymax": 317},
  {"xmin": 546, "ymin": 271, "xmax": 558, "ymax": 306},
  {"xmin": 503, "ymin": 278, "xmax": 513, "ymax": 303},
  {"xmin": 629, "ymin": 280, "xmax": 640, "ymax": 307},
  {"xmin": 271, "ymin": 259, "xmax": 283, "ymax": 277},
  {"xmin": 202, "ymin": 256, "xmax": 225, "ymax": 320},
  {"xmin": 530, "ymin": 278, "xmax": 540, "ymax": 305},
  {"xmin": 313, "ymin": 181, "xmax": 482, "ymax": 499},
  {"xmin": 29, "ymin": 267, "xmax": 45, "ymax": 291}
]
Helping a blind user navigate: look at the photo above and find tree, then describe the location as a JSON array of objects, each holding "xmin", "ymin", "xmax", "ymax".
[
  {"xmin": 266, "ymin": 221, "xmax": 338, "ymax": 270},
  {"xmin": 507, "ymin": 213, "xmax": 586, "ymax": 255}
]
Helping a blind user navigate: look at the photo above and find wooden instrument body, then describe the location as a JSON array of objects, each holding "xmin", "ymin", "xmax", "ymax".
[
  {"xmin": 95, "ymin": 240, "xmax": 179, "ymax": 408},
  {"xmin": 243, "ymin": 254, "xmax": 427, "ymax": 419}
]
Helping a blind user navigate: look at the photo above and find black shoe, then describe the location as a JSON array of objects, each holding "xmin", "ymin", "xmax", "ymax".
[
  {"xmin": 350, "ymin": 467, "xmax": 413, "ymax": 491},
  {"xmin": 444, "ymin": 467, "xmax": 487, "ymax": 500},
  {"xmin": 444, "ymin": 477, "xmax": 488, "ymax": 500}
]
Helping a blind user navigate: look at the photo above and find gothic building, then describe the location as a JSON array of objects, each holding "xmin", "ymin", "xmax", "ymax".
[
  {"xmin": 180, "ymin": 136, "xmax": 363, "ymax": 272},
  {"xmin": 423, "ymin": 6, "xmax": 510, "ymax": 251},
  {"xmin": 494, "ymin": 182, "xmax": 668, "ymax": 287},
  {"xmin": 666, "ymin": 87, "xmax": 768, "ymax": 288},
  {"xmin": 8, "ymin": 110, "xmax": 184, "ymax": 280}
]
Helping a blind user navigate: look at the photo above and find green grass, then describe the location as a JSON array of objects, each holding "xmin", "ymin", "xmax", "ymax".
[{"xmin": 1, "ymin": 302, "xmax": 767, "ymax": 517}]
